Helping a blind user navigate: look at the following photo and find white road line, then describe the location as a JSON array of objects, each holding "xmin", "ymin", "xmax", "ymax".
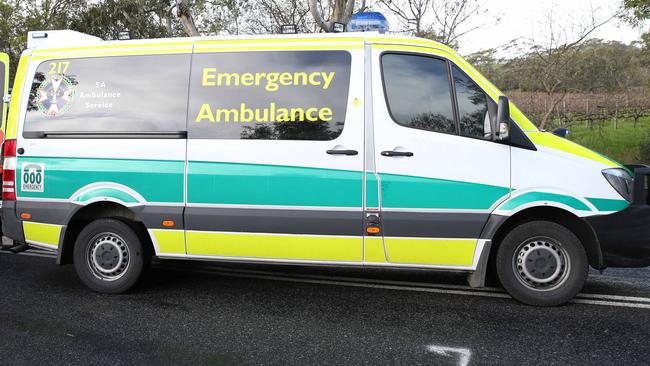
[
  {"xmin": 4, "ymin": 251, "xmax": 650, "ymax": 308},
  {"xmin": 0, "ymin": 250, "xmax": 56, "ymax": 258},
  {"xmin": 166, "ymin": 264, "xmax": 650, "ymax": 304},
  {"xmin": 570, "ymin": 299, "xmax": 650, "ymax": 309},
  {"xmin": 161, "ymin": 265, "xmax": 650, "ymax": 309},
  {"xmin": 426, "ymin": 345, "xmax": 472, "ymax": 366},
  {"xmin": 575, "ymin": 293, "xmax": 650, "ymax": 304},
  {"xmin": 177, "ymin": 263, "xmax": 506, "ymax": 293},
  {"xmin": 161, "ymin": 266, "xmax": 513, "ymax": 299}
]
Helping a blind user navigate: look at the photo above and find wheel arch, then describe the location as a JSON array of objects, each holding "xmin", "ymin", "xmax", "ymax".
[
  {"xmin": 483, "ymin": 206, "xmax": 603, "ymax": 270},
  {"xmin": 58, "ymin": 201, "xmax": 154, "ymax": 265}
]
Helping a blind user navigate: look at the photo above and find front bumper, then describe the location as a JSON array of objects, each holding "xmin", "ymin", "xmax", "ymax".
[
  {"xmin": 585, "ymin": 167, "xmax": 650, "ymax": 268},
  {"xmin": 586, "ymin": 205, "xmax": 650, "ymax": 267}
]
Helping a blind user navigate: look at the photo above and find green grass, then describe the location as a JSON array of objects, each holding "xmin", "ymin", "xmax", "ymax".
[{"xmin": 559, "ymin": 116, "xmax": 650, "ymax": 165}]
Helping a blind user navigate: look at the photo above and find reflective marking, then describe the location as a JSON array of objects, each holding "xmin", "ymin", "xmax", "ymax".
[
  {"xmin": 185, "ymin": 203, "xmax": 362, "ymax": 211},
  {"xmin": 426, "ymin": 345, "xmax": 471, "ymax": 366},
  {"xmin": 570, "ymin": 299, "xmax": 650, "ymax": 309}
]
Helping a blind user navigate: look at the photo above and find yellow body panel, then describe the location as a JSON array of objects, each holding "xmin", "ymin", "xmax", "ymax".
[
  {"xmin": 23, "ymin": 222, "xmax": 62, "ymax": 247},
  {"xmin": 186, "ymin": 231, "xmax": 362, "ymax": 262},
  {"xmin": 151, "ymin": 229, "xmax": 186, "ymax": 254},
  {"xmin": 363, "ymin": 237, "xmax": 387, "ymax": 263},
  {"xmin": 6, "ymin": 55, "xmax": 29, "ymax": 139},
  {"xmin": 527, "ymin": 131, "xmax": 619, "ymax": 167},
  {"xmin": 384, "ymin": 238, "xmax": 477, "ymax": 266},
  {"xmin": 0, "ymin": 52, "xmax": 8, "ymax": 134}
]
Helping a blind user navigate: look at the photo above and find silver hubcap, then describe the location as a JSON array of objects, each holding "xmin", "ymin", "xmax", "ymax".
[
  {"xmin": 513, "ymin": 237, "xmax": 570, "ymax": 291},
  {"xmin": 87, "ymin": 232, "xmax": 130, "ymax": 281}
]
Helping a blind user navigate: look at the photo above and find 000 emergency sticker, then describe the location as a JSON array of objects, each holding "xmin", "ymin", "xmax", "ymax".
[{"xmin": 21, "ymin": 163, "xmax": 45, "ymax": 193}]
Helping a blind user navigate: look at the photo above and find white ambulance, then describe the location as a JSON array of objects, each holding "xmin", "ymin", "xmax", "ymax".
[{"xmin": 2, "ymin": 30, "xmax": 648, "ymax": 306}]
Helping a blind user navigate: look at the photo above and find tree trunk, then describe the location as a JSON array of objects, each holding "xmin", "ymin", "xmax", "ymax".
[
  {"xmin": 539, "ymin": 93, "xmax": 565, "ymax": 130},
  {"xmin": 308, "ymin": 0, "xmax": 330, "ymax": 32},
  {"xmin": 176, "ymin": 0, "xmax": 200, "ymax": 36}
]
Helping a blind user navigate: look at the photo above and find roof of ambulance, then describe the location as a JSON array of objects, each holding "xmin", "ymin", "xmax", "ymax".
[{"xmin": 26, "ymin": 31, "xmax": 456, "ymax": 54}]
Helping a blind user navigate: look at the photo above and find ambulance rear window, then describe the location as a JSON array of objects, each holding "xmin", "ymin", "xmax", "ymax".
[{"xmin": 23, "ymin": 54, "xmax": 190, "ymax": 136}]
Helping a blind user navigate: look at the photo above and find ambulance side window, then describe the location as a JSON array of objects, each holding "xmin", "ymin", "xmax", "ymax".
[
  {"xmin": 23, "ymin": 54, "xmax": 190, "ymax": 136},
  {"xmin": 452, "ymin": 66, "xmax": 491, "ymax": 140},
  {"xmin": 381, "ymin": 53, "xmax": 456, "ymax": 135},
  {"xmin": 187, "ymin": 50, "xmax": 351, "ymax": 140}
]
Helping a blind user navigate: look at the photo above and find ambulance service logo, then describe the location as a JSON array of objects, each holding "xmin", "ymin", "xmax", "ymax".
[{"xmin": 36, "ymin": 75, "xmax": 75, "ymax": 117}]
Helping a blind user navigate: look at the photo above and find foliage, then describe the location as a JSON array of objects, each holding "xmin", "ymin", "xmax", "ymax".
[
  {"xmin": 568, "ymin": 117, "xmax": 650, "ymax": 164},
  {"xmin": 622, "ymin": 0, "xmax": 650, "ymax": 24}
]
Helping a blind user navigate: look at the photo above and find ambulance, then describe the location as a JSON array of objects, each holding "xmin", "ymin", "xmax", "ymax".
[{"xmin": 1, "ymin": 30, "xmax": 648, "ymax": 306}]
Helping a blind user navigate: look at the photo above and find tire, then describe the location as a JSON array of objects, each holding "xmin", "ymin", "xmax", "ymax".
[
  {"xmin": 73, "ymin": 218, "xmax": 146, "ymax": 294},
  {"xmin": 496, "ymin": 220, "xmax": 588, "ymax": 306}
]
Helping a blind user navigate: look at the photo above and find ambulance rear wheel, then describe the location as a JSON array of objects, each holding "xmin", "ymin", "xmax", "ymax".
[
  {"xmin": 73, "ymin": 218, "xmax": 145, "ymax": 294},
  {"xmin": 496, "ymin": 220, "xmax": 588, "ymax": 306}
]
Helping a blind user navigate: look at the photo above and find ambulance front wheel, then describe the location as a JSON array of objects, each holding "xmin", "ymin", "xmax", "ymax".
[
  {"xmin": 73, "ymin": 218, "xmax": 146, "ymax": 294},
  {"xmin": 496, "ymin": 220, "xmax": 588, "ymax": 306}
]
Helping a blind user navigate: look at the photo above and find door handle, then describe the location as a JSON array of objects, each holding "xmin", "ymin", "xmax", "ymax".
[
  {"xmin": 381, "ymin": 150, "xmax": 414, "ymax": 157},
  {"xmin": 327, "ymin": 149, "xmax": 358, "ymax": 156}
]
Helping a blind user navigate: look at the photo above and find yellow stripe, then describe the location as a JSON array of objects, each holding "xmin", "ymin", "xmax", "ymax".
[
  {"xmin": 31, "ymin": 40, "xmax": 193, "ymax": 54},
  {"xmin": 194, "ymin": 44, "xmax": 362, "ymax": 53},
  {"xmin": 23, "ymin": 222, "xmax": 63, "ymax": 247},
  {"xmin": 151, "ymin": 229, "xmax": 185, "ymax": 254},
  {"xmin": 0, "ymin": 52, "xmax": 8, "ymax": 133},
  {"xmin": 384, "ymin": 238, "xmax": 476, "ymax": 266},
  {"xmin": 527, "ymin": 131, "xmax": 620, "ymax": 167},
  {"xmin": 186, "ymin": 231, "xmax": 362, "ymax": 261},
  {"xmin": 369, "ymin": 37, "xmax": 454, "ymax": 53},
  {"xmin": 363, "ymin": 237, "xmax": 387, "ymax": 263},
  {"xmin": 6, "ymin": 55, "xmax": 29, "ymax": 139},
  {"xmin": 195, "ymin": 37, "xmax": 364, "ymax": 46},
  {"xmin": 31, "ymin": 48, "xmax": 192, "ymax": 60}
]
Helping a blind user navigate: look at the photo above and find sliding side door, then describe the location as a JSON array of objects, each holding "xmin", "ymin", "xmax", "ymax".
[{"xmin": 185, "ymin": 40, "xmax": 365, "ymax": 263}]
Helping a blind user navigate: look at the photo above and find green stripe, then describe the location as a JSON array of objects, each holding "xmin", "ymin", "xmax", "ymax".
[
  {"xmin": 366, "ymin": 172, "xmax": 379, "ymax": 208},
  {"xmin": 17, "ymin": 157, "xmax": 184, "ymax": 202},
  {"xmin": 188, "ymin": 161, "xmax": 362, "ymax": 207},
  {"xmin": 501, "ymin": 192, "xmax": 591, "ymax": 211},
  {"xmin": 586, "ymin": 197, "xmax": 629, "ymax": 212},
  {"xmin": 379, "ymin": 173, "xmax": 510, "ymax": 210}
]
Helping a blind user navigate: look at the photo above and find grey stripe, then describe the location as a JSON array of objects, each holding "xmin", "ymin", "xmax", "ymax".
[
  {"xmin": 15, "ymin": 200, "xmax": 183, "ymax": 230},
  {"xmin": 185, "ymin": 207, "xmax": 363, "ymax": 236},
  {"xmin": 13, "ymin": 200, "xmax": 493, "ymax": 239},
  {"xmin": 382, "ymin": 211, "xmax": 489, "ymax": 238},
  {"xmin": 16, "ymin": 200, "xmax": 73, "ymax": 225}
]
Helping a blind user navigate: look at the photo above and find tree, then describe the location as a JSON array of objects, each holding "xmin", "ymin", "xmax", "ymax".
[
  {"xmin": 308, "ymin": 0, "xmax": 357, "ymax": 32},
  {"xmin": 621, "ymin": 0, "xmax": 650, "ymax": 25},
  {"xmin": 516, "ymin": 8, "xmax": 619, "ymax": 128},
  {"xmin": 378, "ymin": 0, "xmax": 490, "ymax": 46},
  {"xmin": 176, "ymin": 0, "xmax": 200, "ymax": 36},
  {"xmin": 72, "ymin": 0, "xmax": 181, "ymax": 40},
  {"xmin": 244, "ymin": 0, "xmax": 313, "ymax": 34}
]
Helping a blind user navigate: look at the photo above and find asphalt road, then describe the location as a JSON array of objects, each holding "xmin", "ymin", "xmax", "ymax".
[{"xmin": 1, "ymin": 250, "xmax": 649, "ymax": 366}]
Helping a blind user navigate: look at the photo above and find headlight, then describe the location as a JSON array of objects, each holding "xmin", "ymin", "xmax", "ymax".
[{"xmin": 602, "ymin": 168, "xmax": 633, "ymax": 202}]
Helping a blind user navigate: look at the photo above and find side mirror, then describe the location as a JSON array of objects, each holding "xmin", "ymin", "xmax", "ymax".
[
  {"xmin": 552, "ymin": 128, "xmax": 570, "ymax": 138},
  {"xmin": 494, "ymin": 95, "xmax": 510, "ymax": 141}
]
